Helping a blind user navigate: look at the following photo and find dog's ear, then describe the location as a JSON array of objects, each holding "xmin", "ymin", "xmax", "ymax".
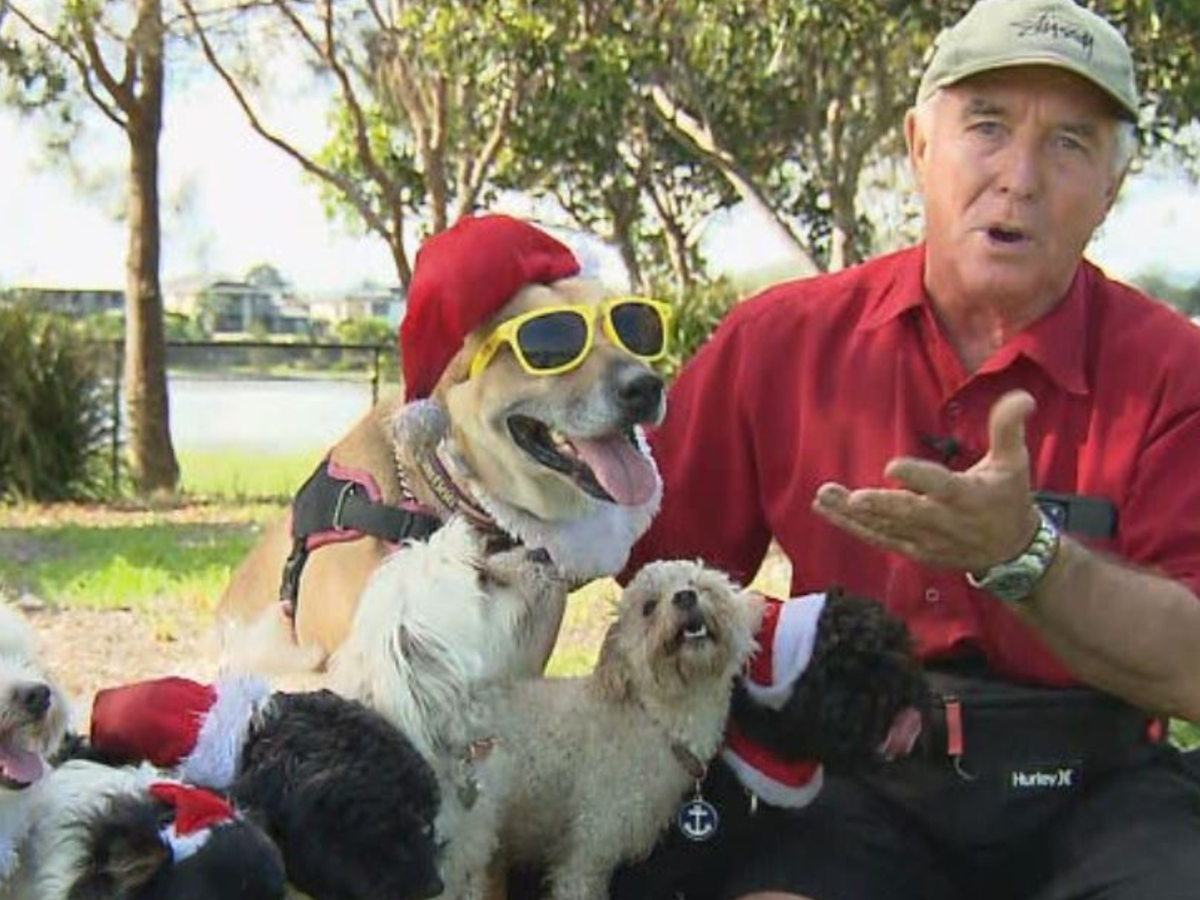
[
  {"xmin": 390, "ymin": 399, "xmax": 449, "ymax": 463},
  {"xmin": 68, "ymin": 797, "xmax": 170, "ymax": 900},
  {"xmin": 593, "ymin": 623, "xmax": 634, "ymax": 703}
]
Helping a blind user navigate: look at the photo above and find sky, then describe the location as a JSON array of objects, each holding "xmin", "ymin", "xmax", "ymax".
[{"xmin": 3, "ymin": 66, "xmax": 1200, "ymax": 294}]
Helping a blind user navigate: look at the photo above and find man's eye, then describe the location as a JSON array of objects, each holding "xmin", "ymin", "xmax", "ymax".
[
  {"xmin": 1055, "ymin": 134, "xmax": 1087, "ymax": 152},
  {"xmin": 969, "ymin": 120, "xmax": 1004, "ymax": 137}
]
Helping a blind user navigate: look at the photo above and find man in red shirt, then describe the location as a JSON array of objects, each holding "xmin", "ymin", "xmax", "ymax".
[{"xmin": 626, "ymin": 1, "xmax": 1200, "ymax": 897}]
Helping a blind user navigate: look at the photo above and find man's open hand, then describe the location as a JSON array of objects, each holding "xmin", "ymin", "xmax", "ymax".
[{"xmin": 812, "ymin": 390, "xmax": 1042, "ymax": 571}]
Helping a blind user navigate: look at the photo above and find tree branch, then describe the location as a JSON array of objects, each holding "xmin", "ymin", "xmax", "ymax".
[
  {"xmin": 181, "ymin": 0, "xmax": 394, "ymax": 244},
  {"xmin": 645, "ymin": 80, "xmax": 820, "ymax": 274},
  {"xmin": 7, "ymin": 4, "xmax": 126, "ymax": 126}
]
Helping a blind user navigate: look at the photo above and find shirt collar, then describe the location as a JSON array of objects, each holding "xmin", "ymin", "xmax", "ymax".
[
  {"xmin": 856, "ymin": 244, "xmax": 927, "ymax": 332},
  {"xmin": 974, "ymin": 263, "xmax": 1089, "ymax": 395},
  {"xmin": 858, "ymin": 244, "xmax": 1090, "ymax": 396}
]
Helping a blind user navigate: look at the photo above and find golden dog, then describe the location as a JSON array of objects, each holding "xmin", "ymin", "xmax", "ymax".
[{"xmin": 216, "ymin": 217, "xmax": 667, "ymax": 682}]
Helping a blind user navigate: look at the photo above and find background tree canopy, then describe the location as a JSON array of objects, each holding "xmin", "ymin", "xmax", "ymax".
[{"xmin": 4, "ymin": 1, "xmax": 1200, "ymax": 493}]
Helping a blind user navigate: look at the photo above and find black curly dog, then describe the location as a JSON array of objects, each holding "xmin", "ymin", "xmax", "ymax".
[
  {"xmin": 606, "ymin": 588, "xmax": 928, "ymax": 900},
  {"xmin": 68, "ymin": 788, "xmax": 286, "ymax": 900},
  {"xmin": 230, "ymin": 689, "xmax": 444, "ymax": 900},
  {"xmin": 61, "ymin": 689, "xmax": 444, "ymax": 900}
]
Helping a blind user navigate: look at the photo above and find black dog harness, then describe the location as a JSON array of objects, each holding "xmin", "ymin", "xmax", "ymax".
[{"xmin": 278, "ymin": 457, "xmax": 442, "ymax": 617}]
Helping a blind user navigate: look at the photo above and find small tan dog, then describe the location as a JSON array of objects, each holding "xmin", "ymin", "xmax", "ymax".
[
  {"xmin": 217, "ymin": 215, "xmax": 667, "ymax": 679},
  {"xmin": 480, "ymin": 560, "xmax": 762, "ymax": 900}
]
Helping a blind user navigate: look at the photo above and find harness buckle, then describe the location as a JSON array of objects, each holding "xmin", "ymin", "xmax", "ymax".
[{"xmin": 331, "ymin": 482, "xmax": 358, "ymax": 533}]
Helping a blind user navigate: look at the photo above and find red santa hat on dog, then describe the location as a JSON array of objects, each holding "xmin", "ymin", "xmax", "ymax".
[
  {"xmin": 400, "ymin": 214, "xmax": 582, "ymax": 401},
  {"xmin": 721, "ymin": 593, "xmax": 828, "ymax": 808},
  {"xmin": 90, "ymin": 674, "xmax": 271, "ymax": 791}
]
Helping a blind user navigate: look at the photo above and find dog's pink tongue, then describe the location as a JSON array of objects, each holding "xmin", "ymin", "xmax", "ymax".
[
  {"xmin": 572, "ymin": 435, "xmax": 657, "ymax": 506},
  {"xmin": 0, "ymin": 738, "xmax": 45, "ymax": 786},
  {"xmin": 878, "ymin": 706, "xmax": 923, "ymax": 760}
]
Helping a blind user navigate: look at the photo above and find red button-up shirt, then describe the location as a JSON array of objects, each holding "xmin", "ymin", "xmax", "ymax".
[{"xmin": 628, "ymin": 244, "xmax": 1200, "ymax": 685}]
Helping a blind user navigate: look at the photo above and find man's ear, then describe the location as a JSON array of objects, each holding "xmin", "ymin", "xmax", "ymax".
[{"xmin": 904, "ymin": 107, "xmax": 928, "ymax": 194}]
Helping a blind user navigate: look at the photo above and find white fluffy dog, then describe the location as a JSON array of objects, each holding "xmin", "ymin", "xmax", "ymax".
[
  {"xmin": 484, "ymin": 560, "xmax": 762, "ymax": 900},
  {"xmin": 328, "ymin": 517, "xmax": 568, "ymax": 762},
  {"xmin": 328, "ymin": 516, "xmax": 569, "ymax": 900},
  {"xmin": 0, "ymin": 602, "xmax": 69, "ymax": 889}
]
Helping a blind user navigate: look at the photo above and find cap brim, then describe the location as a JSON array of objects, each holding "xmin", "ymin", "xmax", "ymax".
[{"xmin": 925, "ymin": 52, "xmax": 1138, "ymax": 120}]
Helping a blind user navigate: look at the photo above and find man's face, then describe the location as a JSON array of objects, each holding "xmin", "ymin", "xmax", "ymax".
[{"xmin": 906, "ymin": 66, "xmax": 1125, "ymax": 312}]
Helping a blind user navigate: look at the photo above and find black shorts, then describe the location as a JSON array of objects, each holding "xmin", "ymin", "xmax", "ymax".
[{"xmin": 712, "ymin": 747, "xmax": 1200, "ymax": 900}]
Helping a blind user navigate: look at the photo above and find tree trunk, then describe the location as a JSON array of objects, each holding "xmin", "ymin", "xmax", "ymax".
[
  {"xmin": 827, "ymin": 183, "xmax": 861, "ymax": 273},
  {"xmin": 660, "ymin": 216, "xmax": 693, "ymax": 293},
  {"xmin": 605, "ymin": 190, "xmax": 644, "ymax": 292},
  {"xmin": 123, "ymin": 0, "xmax": 178, "ymax": 494}
]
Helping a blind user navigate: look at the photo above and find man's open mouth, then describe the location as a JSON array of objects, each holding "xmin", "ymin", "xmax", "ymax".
[
  {"xmin": 507, "ymin": 415, "xmax": 658, "ymax": 506},
  {"xmin": 986, "ymin": 226, "xmax": 1028, "ymax": 245}
]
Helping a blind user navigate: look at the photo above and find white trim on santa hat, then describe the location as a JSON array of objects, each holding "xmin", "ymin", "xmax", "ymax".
[
  {"xmin": 178, "ymin": 674, "xmax": 271, "ymax": 791},
  {"xmin": 719, "ymin": 591, "xmax": 831, "ymax": 808},
  {"xmin": 740, "ymin": 592, "xmax": 826, "ymax": 711},
  {"xmin": 721, "ymin": 750, "xmax": 825, "ymax": 809},
  {"xmin": 159, "ymin": 822, "xmax": 214, "ymax": 862}
]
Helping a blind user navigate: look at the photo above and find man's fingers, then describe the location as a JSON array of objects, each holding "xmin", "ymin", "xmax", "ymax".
[
  {"xmin": 812, "ymin": 495, "xmax": 920, "ymax": 556},
  {"xmin": 988, "ymin": 390, "xmax": 1036, "ymax": 464},
  {"xmin": 885, "ymin": 457, "xmax": 959, "ymax": 500}
]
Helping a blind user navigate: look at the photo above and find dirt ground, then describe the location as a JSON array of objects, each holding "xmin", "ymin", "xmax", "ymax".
[{"xmin": 26, "ymin": 604, "xmax": 220, "ymax": 724}]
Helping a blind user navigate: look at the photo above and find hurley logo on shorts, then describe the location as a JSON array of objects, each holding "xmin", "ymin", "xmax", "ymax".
[
  {"xmin": 1009, "ymin": 762, "xmax": 1082, "ymax": 791},
  {"xmin": 1012, "ymin": 8, "xmax": 1095, "ymax": 60}
]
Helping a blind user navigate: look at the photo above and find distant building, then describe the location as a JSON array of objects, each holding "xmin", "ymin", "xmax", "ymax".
[
  {"xmin": 307, "ymin": 286, "xmax": 405, "ymax": 328},
  {"xmin": 165, "ymin": 276, "xmax": 309, "ymax": 337},
  {"xmin": 0, "ymin": 286, "xmax": 125, "ymax": 316}
]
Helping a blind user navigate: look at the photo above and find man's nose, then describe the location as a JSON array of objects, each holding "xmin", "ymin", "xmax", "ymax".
[{"xmin": 996, "ymin": 137, "xmax": 1043, "ymax": 200}]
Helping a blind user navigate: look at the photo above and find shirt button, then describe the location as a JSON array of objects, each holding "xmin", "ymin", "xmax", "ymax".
[{"xmin": 925, "ymin": 587, "xmax": 941, "ymax": 603}]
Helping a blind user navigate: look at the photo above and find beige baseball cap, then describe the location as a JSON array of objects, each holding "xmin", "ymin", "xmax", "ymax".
[{"xmin": 917, "ymin": 0, "xmax": 1138, "ymax": 120}]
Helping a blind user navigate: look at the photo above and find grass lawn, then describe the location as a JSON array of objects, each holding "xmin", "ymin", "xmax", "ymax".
[
  {"xmin": 0, "ymin": 502, "xmax": 279, "ymax": 614},
  {"xmin": 178, "ymin": 448, "xmax": 323, "ymax": 502}
]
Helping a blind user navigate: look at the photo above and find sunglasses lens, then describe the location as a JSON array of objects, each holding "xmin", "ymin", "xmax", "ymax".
[
  {"xmin": 610, "ymin": 302, "xmax": 666, "ymax": 356},
  {"xmin": 516, "ymin": 311, "xmax": 589, "ymax": 371}
]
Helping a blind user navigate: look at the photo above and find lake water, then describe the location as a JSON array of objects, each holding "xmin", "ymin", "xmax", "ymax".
[{"xmin": 169, "ymin": 376, "xmax": 390, "ymax": 452}]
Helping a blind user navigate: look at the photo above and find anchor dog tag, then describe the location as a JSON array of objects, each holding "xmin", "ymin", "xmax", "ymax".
[
  {"xmin": 676, "ymin": 781, "xmax": 719, "ymax": 842},
  {"xmin": 457, "ymin": 771, "xmax": 480, "ymax": 809}
]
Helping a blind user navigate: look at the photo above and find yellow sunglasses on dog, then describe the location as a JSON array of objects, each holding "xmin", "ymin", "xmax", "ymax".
[{"xmin": 468, "ymin": 297, "xmax": 673, "ymax": 379}]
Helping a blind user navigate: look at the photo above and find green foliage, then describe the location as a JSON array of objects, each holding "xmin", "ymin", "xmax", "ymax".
[
  {"xmin": 1131, "ymin": 271, "xmax": 1200, "ymax": 317},
  {"xmin": 333, "ymin": 316, "xmax": 396, "ymax": 348},
  {"xmin": 1172, "ymin": 718, "xmax": 1200, "ymax": 750},
  {"xmin": 0, "ymin": 304, "xmax": 113, "ymax": 501},
  {"xmin": 660, "ymin": 278, "xmax": 741, "ymax": 380}
]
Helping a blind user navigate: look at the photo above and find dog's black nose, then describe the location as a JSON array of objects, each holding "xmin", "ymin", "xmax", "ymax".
[
  {"xmin": 15, "ymin": 683, "xmax": 51, "ymax": 717},
  {"xmin": 617, "ymin": 372, "xmax": 664, "ymax": 423},
  {"xmin": 672, "ymin": 589, "xmax": 698, "ymax": 611},
  {"xmin": 414, "ymin": 872, "xmax": 445, "ymax": 900}
]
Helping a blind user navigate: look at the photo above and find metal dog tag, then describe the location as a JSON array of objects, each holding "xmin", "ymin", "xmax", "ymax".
[
  {"xmin": 457, "ymin": 772, "xmax": 480, "ymax": 809},
  {"xmin": 676, "ymin": 782, "xmax": 719, "ymax": 842}
]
